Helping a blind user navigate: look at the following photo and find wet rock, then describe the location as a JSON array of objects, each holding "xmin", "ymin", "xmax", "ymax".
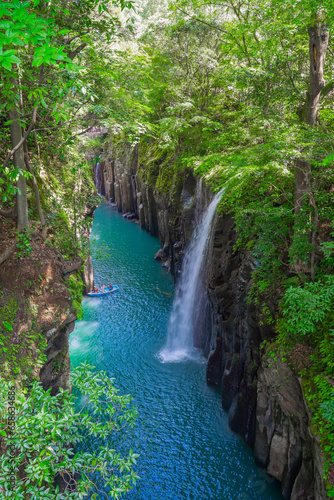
[
  {"xmin": 82, "ymin": 254, "xmax": 94, "ymax": 294},
  {"xmin": 39, "ymin": 317, "xmax": 74, "ymax": 396},
  {"xmin": 228, "ymin": 355, "xmax": 258, "ymax": 446},
  {"xmin": 154, "ymin": 244, "xmax": 169, "ymax": 262},
  {"xmin": 254, "ymin": 357, "xmax": 327, "ymax": 499},
  {"xmin": 206, "ymin": 335, "xmax": 223, "ymax": 387},
  {"xmin": 221, "ymin": 353, "xmax": 244, "ymax": 410}
]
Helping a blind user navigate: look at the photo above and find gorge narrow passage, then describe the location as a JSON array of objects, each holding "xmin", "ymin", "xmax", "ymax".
[{"xmin": 70, "ymin": 203, "xmax": 283, "ymax": 500}]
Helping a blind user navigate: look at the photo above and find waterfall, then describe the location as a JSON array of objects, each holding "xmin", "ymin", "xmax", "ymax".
[
  {"xmin": 95, "ymin": 154, "xmax": 102, "ymax": 194},
  {"xmin": 95, "ymin": 162, "xmax": 100, "ymax": 193},
  {"xmin": 160, "ymin": 189, "xmax": 223, "ymax": 363}
]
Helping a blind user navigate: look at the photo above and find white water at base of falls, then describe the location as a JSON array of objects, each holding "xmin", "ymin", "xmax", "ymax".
[{"xmin": 159, "ymin": 190, "xmax": 223, "ymax": 363}]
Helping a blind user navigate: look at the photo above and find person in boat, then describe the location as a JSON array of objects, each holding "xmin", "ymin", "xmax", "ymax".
[
  {"xmin": 93, "ymin": 286, "xmax": 99, "ymax": 293},
  {"xmin": 108, "ymin": 283, "xmax": 114, "ymax": 290},
  {"xmin": 101, "ymin": 285, "xmax": 106, "ymax": 293}
]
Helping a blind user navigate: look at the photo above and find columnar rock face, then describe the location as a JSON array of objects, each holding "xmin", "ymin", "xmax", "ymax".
[
  {"xmin": 81, "ymin": 206, "xmax": 96, "ymax": 295},
  {"xmin": 39, "ymin": 313, "xmax": 76, "ymax": 395},
  {"xmin": 93, "ymin": 139, "xmax": 327, "ymax": 500},
  {"xmin": 82, "ymin": 254, "xmax": 94, "ymax": 294},
  {"xmin": 255, "ymin": 358, "xmax": 328, "ymax": 500},
  {"xmin": 204, "ymin": 213, "xmax": 263, "ymax": 447}
]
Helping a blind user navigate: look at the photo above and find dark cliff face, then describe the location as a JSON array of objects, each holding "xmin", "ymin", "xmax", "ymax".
[
  {"xmin": 204, "ymin": 213, "xmax": 263, "ymax": 448},
  {"xmin": 203, "ymin": 213, "xmax": 327, "ymax": 500},
  {"xmin": 92, "ymin": 140, "xmax": 328, "ymax": 500},
  {"xmin": 39, "ymin": 313, "xmax": 76, "ymax": 395}
]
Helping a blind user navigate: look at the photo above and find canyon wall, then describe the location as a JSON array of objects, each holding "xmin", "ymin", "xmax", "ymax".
[{"xmin": 92, "ymin": 139, "xmax": 328, "ymax": 500}]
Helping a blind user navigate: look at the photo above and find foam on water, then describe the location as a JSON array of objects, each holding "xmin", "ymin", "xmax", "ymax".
[{"xmin": 158, "ymin": 348, "xmax": 201, "ymax": 363}]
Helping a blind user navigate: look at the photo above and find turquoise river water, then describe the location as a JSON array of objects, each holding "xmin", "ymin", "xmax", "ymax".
[{"xmin": 69, "ymin": 203, "xmax": 283, "ymax": 500}]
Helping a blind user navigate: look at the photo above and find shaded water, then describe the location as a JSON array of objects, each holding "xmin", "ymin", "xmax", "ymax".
[{"xmin": 70, "ymin": 203, "xmax": 283, "ymax": 500}]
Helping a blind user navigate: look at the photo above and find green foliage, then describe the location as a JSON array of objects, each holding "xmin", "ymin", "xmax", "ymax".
[
  {"xmin": 0, "ymin": 362, "xmax": 139, "ymax": 499},
  {"xmin": 320, "ymin": 397, "xmax": 334, "ymax": 465},
  {"xmin": 279, "ymin": 276, "xmax": 334, "ymax": 340},
  {"xmin": 321, "ymin": 223, "xmax": 334, "ymax": 268},
  {"xmin": 0, "ymin": 0, "xmax": 137, "ymax": 218},
  {"xmin": 67, "ymin": 274, "xmax": 84, "ymax": 320},
  {"xmin": 0, "ymin": 298, "xmax": 46, "ymax": 379},
  {"xmin": 276, "ymin": 275, "xmax": 334, "ymax": 492},
  {"xmin": 0, "ymin": 298, "xmax": 17, "ymax": 338},
  {"xmin": 43, "ymin": 153, "xmax": 97, "ymax": 260},
  {"xmin": 16, "ymin": 229, "xmax": 32, "ymax": 259},
  {"xmin": 303, "ymin": 373, "xmax": 334, "ymax": 491},
  {"xmin": 0, "ymin": 164, "xmax": 32, "ymax": 204}
]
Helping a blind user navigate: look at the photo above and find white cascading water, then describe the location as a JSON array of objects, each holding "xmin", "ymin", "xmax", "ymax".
[
  {"xmin": 160, "ymin": 189, "xmax": 223, "ymax": 363},
  {"xmin": 95, "ymin": 154, "xmax": 102, "ymax": 194},
  {"xmin": 95, "ymin": 162, "xmax": 100, "ymax": 193}
]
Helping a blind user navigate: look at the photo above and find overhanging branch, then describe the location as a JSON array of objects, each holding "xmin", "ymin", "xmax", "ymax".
[{"xmin": 320, "ymin": 81, "xmax": 334, "ymax": 100}]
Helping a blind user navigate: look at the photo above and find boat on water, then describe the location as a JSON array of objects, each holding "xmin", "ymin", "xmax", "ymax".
[{"xmin": 88, "ymin": 286, "xmax": 119, "ymax": 297}]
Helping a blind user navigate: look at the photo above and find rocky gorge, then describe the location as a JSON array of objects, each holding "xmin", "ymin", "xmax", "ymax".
[{"xmin": 90, "ymin": 137, "xmax": 328, "ymax": 500}]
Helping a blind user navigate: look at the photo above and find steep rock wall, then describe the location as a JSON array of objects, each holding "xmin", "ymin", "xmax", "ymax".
[
  {"xmin": 254, "ymin": 357, "xmax": 327, "ymax": 500},
  {"xmin": 93, "ymin": 139, "xmax": 327, "ymax": 499},
  {"xmin": 39, "ymin": 312, "xmax": 77, "ymax": 395}
]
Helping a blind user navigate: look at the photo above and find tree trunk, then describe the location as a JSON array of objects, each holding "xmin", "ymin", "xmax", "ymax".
[
  {"xmin": 295, "ymin": 20, "xmax": 328, "ymax": 206},
  {"xmin": 292, "ymin": 19, "xmax": 329, "ymax": 276},
  {"xmin": 9, "ymin": 108, "xmax": 28, "ymax": 232},
  {"xmin": 294, "ymin": 159, "xmax": 311, "ymax": 218},
  {"xmin": 302, "ymin": 21, "xmax": 329, "ymax": 126},
  {"xmin": 23, "ymin": 141, "xmax": 47, "ymax": 239}
]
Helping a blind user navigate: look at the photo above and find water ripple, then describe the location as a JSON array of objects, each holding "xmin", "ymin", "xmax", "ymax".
[{"xmin": 70, "ymin": 205, "xmax": 283, "ymax": 500}]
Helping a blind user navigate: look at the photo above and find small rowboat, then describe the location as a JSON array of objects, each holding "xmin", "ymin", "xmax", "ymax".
[{"xmin": 88, "ymin": 286, "xmax": 119, "ymax": 297}]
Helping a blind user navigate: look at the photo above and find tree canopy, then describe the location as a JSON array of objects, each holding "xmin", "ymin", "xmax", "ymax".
[{"xmin": 1, "ymin": 0, "xmax": 334, "ymax": 497}]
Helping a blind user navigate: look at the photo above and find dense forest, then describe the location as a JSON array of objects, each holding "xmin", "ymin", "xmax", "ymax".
[{"xmin": 1, "ymin": 0, "xmax": 334, "ymax": 498}]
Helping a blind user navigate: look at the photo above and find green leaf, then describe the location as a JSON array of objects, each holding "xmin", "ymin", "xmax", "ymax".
[
  {"xmin": 3, "ymin": 321, "xmax": 13, "ymax": 331},
  {"xmin": 31, "ymin": 57, "xmax": 43, "ymax": 67},
  {"xmin": 7, "ymin": 54, "xmax": 20, "ymax": 63},
  {"xmin": 1, "ymin": 59, "xmax": 12, "ymax": 70}
]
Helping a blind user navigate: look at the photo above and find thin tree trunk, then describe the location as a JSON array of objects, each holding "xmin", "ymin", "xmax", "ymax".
[
  {"xmin": 309, "ymin": 191, "xmax": 319, "ymax": 280},
  {"xmin": 8, "ymin": 108, "xmax": 28, "ymax": 232},
  {"xmin": 294, "ymin": 159, "xmax": 311, "ymax": 218},
  {"xmin": 23, "ymin": 141, "xmax": 47, "ymax": 239}
]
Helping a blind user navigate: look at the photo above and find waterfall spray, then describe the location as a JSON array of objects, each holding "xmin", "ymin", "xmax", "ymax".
[{"xmin": 160, "ymin": 189, "xmax": 223, "ymax": 362}]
